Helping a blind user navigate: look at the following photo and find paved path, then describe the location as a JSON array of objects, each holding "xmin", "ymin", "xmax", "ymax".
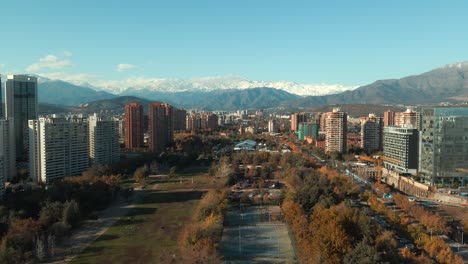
[{"xmin": 45, "ymin": 187, "xmax": 145, "ymax": 264}]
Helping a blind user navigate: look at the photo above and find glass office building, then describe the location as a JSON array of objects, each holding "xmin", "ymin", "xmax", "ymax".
[{"xmin": 420, "ymin": 107, "xmax": 468, "ymax": 187}]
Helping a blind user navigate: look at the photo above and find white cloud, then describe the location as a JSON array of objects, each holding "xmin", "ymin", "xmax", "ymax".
[
  {"xmin": 63, "ymin": 51, "xmax": 73, "ymax": 57},
  {"xmin": 26, "ymin": 54, "xmax": 72, "ymax": 72},
  {"xmin": 117, "ymin": 63, "xmax": 136, "ymax": 72}
]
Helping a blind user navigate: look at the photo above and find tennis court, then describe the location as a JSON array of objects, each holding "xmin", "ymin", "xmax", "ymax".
[{"xmin": 221, "ymin": 205, "xmax": 297, "ymax": 263}]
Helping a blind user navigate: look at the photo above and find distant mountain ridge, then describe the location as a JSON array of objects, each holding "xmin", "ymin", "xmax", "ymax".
[
  {"xmin": 38, "ymin": 80, "xmax": 116, "ymax": 106},
  {"xmin": 35, "ymin": 61, "xmax": 468, "ymax": 110},
  {"xmin": 292, "ymin": 62, "xmax": 468, "ymax": 107},
  {"xmin": 86, "ymin": 75, "xmax": 356, "ymax": 96},
  {"xmin": 80, "ymin": 88, "xmax": 300, "ymax": 112}
]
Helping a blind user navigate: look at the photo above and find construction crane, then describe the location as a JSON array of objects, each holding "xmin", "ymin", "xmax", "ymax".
[{"xmin": 357, "ymin": 155, "xmax": 400, "ymax": 185}]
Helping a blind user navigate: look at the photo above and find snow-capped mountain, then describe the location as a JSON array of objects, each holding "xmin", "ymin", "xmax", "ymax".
[{"xmin": 37, "ymin": 75, "xmax": 356, "ymax": 96}]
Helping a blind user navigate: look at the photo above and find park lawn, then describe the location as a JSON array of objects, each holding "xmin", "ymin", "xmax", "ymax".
[
  {"xmin": 71, "ymin": 172, "xmax": 223, "ymax": 264},
  {"xmin": 155, "ymin": 172, "xmax": 225, "ymax": 191}
]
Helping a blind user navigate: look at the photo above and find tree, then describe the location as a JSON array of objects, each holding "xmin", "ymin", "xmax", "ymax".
[
  {"xmin": 216, "ymin": 160, "xmax": 234, "ymax": 179},
  {"xmin": 38, "ymin": 201, "xmax": 64, "ymax": 227},
  {"xmin": 344, "ymin": 239, "xmax": 381, "ymax": 264},
  {"xmin": 133, "ymin": 165, "xmax": 149, "ymax": 183},
  {"xmin": 62, "ymin": 200, "xmax": 80, "ymax": 228},
  {"xmin": 169, "ymin": 166, "xmax": 179, "ymax": 177},
  {"xmin": 0, "ymin": 218, "xmax": 40, "ymax": 263}
]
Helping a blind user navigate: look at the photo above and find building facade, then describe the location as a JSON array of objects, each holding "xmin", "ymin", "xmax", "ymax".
[
  {"xmin": 186, "ymin": 112, "xmax": 218, "ymax": 131},
  {"xmin": 124, "ymin": 103, "xmax": 144, "ymax": 150},
  {"xmin": 298, "ymin": 122, "xmax": 320, "ymax": 141},
  {"xmin": 89, "ymin": 114, "xmax": 120, "ymax": 166},
  {"xmin": 29, "ymin": 116, "xmax": 89, "ymax": 183},
  {"xmin": 383, "ymin": 110, "xmax": 395, "ymax": 127},
  {"xmin": 395, "ymin": 108, "xmax": 420, "ymax": 129},
  {"xmin": 383, "ymin": 126, "xmax": 419, "ymax": 174},
  {"xmin": 173, "ymin": 108, "xmax": 187, "ymax": 131},
  {"xmin": 201, "ymin": 112, "xmax": 218, "ymax": 130},
  {"xmin": 290, "ymin": 112, "xmax": 307, "ymax": 131},
  {"xmin": 325, "ymin": 108, "xmax": 347, "ymax": 153},
  {"xmin": 0, "ymin": 118, "xmax": 16, "ymax": 184},
  {"xmin": 148, "ymin": 103, "xmax": 173, "ymax": 153},
  {"xmin": 268, "ymin": 119, "xmax": 278, "ymax": 133},
  {"xmin": 5, "ymin": 75, "xmax": 38, "ymax": 162},
  {"xmin": 0, "ymin": 76, "xmax": 3, "ymax": 117},
  {"xmin": 360, "ymin": 114, "xmax": 383, "ymax": 153},
  {"xmin": 419, "ymin": 108, "xmax": 468, "ymax": 187}
]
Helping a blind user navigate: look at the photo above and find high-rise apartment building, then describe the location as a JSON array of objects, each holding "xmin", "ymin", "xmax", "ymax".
[
  {"xmin": 89, "ymin": 114, "xmax": 120, "ymax": 166},
  {"xmin": 0, "ymin": 75, "xmax": 3, "ymax": 117},
  {"xmin": 360, "ymin": 114, "xmax": 383, "ymax": 153},
  {"xmin": 186, "ymin": 112, "xmax": 218, "ymax": 131},
  {"xmin": 325, "ymin": 108, "xmax": 347, "ymax": 153},
  {"xmin": 5, "ymin": 75, "xmax": 38, "ymax": 162},
  {"xmin": 298, "ymin": 122, "xmax": 320, "ymax": 141},
  {"xmin": 201, "ymin": 112, "xmax": 218, "ymax": 130},
  {"xmin": 117, "ymin": 117, "xmax": 126, "ymax": 144},
  {"xmin": 319, "ymin": 113, "xmax": 327, "ymax": 132},
  {"xmin": 0, "ymin": 118, "xmax": 16, "ymax": 184},
  {"xmin": 148, "ymin": 103, "xmax": 173, "ymax": 153},
  {"xmin": 419, "ymin": 108, "xmax": 468, "ymax": 187},
  {"xmin": 173, "ymin": 108, "xmax": 187, "ymax": 131},
  {"xmin": 186, "ymin": 113, "xmax": 202, "ymax": 131},
  {"xmin": 268, "ymin": 120, "xmax": 278, "ymax": 133},
  {"xmin": 383, "ymin": 111, "xmax": 395, "ymax": 127},
  {"xmin": 383, "ymin": 127, "xmax": 419, "ymax": 174},
  {"xmin": 29, "ymin": 116, "xmax": 89, "ymax": 183},
  {"xmin": 395, "ymin": 108, "xmax": 420, "ymax": 129},
  {"xmin": 291, "ymin": 112, "xmax": 307, "ymax": 131},
  {"xmin": 124, "ymin": 103, "xmax": 144, "ymax": 150}
]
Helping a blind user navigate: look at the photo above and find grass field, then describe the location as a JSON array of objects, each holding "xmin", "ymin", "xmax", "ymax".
[{"xmin": 71, "ymin": 169, "xmax": 224, "ymax": 264}]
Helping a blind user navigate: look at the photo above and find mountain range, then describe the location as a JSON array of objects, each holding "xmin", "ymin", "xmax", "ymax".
[
  {"xmin": 35, "ymin": 62, "xmax": 468, "ymax": 111},
  {"xmin": 74, "ymin": 75, "xmax": 356, "ymax": 96}
]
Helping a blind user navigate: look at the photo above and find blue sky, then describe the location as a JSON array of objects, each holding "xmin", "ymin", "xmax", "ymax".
[{"xmin": 1, "ymin": 0, "xmax": 468, "ymax": 87}]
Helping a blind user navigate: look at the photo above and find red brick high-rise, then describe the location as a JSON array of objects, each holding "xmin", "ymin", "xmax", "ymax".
[
  {"xmin": 148, "ymin": 102, "xmax": 173, "ymax": 153},
  {"xmin": 383, "ymin": 110, "xmax": 395, "ymax": 127},
  {"xmin": 291, "ymin": 112, "xmax": 307, "ymax": 131},
  {"xmin": 124, "ymin": 103, "xmax": 144, "ymax": 150}
]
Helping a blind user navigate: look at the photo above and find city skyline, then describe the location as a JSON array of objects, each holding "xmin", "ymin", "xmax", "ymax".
[{"xmin": 1, "ymin": 1, "xmax": 468, "ymax": 90}]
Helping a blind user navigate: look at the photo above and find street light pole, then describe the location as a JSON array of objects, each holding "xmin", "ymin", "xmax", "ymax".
[
  {"xmin": 239, "ymin": 225, "xmax": 241, "ymax": 253},
  {"xmin": 462, "ymin": 228, "xmax": 464, "ymax": 246}
]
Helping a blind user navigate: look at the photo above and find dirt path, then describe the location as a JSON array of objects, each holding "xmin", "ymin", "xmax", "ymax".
[{"xmin": 45, "ymin": 187, "xmax": 146, "ymax": 264}]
